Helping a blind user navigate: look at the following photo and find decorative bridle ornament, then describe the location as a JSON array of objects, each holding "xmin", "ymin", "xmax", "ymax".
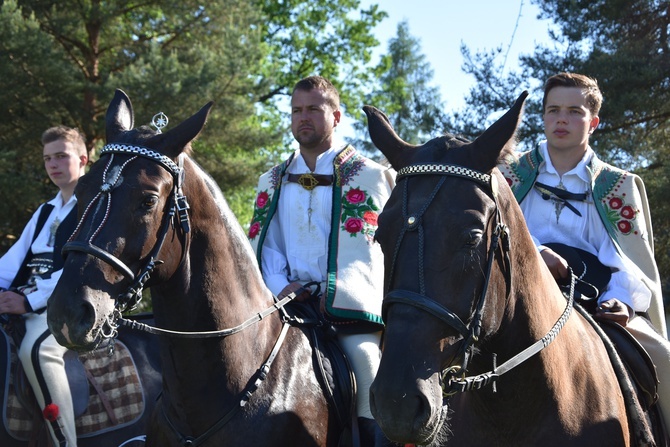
[
  {"xmin": 384, "ymin": 163, "xmax": 575, "ymax": 396},
  {"xmin": 151, "ymin": 112, "xmax": 169, "ymax": 133}
]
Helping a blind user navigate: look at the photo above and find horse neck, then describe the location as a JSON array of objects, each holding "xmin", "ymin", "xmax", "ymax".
[{"xmin": 151, "ymin": 159, "xmax": 277, "ymax": 346}]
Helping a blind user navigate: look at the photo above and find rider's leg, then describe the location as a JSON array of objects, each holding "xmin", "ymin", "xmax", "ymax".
[
  {"xmin": 336, "ymin": 331, "xmax": 381, "ymax": 419},
  {"xmin": 337, "ymin": 331, "xmax": 400, "ymax": 446},
  {"xmin": 627, "ymin": 315, "xmax": 670, "ymax": 432},
  {"xmin": 19, "ymin": 311, "xmax": 77, "ymax": 446}
]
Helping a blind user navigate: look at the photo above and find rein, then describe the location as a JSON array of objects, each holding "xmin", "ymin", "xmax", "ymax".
[{"xmin": 384, "ymin": 163, "xmax": 574, "ymax": 395}]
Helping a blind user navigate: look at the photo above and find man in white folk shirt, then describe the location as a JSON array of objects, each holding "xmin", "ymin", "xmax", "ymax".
[
  {"xmin": 499, "ymin": 72, "xmax": 670, "ymax": 432},
  {"xmin": 249, "ymin": 75, "xmax": 396, "ymax": 446}
]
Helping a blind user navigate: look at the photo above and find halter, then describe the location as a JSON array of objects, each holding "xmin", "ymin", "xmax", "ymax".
[
  {"xmin": 384, "ymin": 163, "xmax": 574, "ymax": 395},
  {"xmin": 63, "ymin": 143, "xmax": 192, "ymax": 339}
]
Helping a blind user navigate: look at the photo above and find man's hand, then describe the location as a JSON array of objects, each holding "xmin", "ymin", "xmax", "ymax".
[
  {"xmin": 595, "ymin": 298, "xmax": 632, "ymax": 326},
  {"xmin": 277, "ymin": 282, "xmax": 312, "ymax": 302},
  {"xmin": 0, "ymin": 290, "xmax": 29, "ymax": 315},
  {"xmin": 540, "ymin": 248, "xmax": 570, "ymax": 281}
]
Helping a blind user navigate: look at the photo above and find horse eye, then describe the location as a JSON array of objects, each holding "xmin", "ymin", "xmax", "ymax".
[
  {"xmin": 143, "ymin": 195, "xmax": 159, "ymax": 208},
  {"xmin": 465, "ymin": 229, "xmax": 483, "ymax": 247}
]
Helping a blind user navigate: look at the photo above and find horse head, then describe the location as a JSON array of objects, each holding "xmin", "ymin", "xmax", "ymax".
[
  {"xmin": 365, "ymin": 92, "xmax": 531, "ymax": 445},
  {"xmin": 47, "ymin": 90, "xmax": 213, "ymax": 351}
]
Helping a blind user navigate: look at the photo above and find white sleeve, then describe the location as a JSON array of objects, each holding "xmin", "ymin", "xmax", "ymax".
[{"xmin": 259, "ymin": 217, "xmax": 290, "ymax": 296}]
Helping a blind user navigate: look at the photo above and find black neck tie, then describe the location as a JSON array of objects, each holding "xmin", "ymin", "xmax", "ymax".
[{"xmin": 534, "ymin": 181, "xmax": 588, "ymax": 217}]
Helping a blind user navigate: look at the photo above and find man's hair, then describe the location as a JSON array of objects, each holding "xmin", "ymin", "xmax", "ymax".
[
  {"xmin": 292, "ymin": 75, "xmax": 340, "ymax": 110},
  {"xmin": 543, "ymin": 72, "xmax": 603, "ymax": 116},
  {"xmin": 41, "ymin": 125, "xmax": 87, "ymax": 157}
]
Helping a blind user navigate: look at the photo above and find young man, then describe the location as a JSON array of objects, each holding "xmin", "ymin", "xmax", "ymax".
[
  {"xmin": 499, "ymin": 72, "xmax": 670, "ymax": 430},
  {"xmin": 249, "ymin": 76, "xmax": 395, "ymax": 446},
  {"xmin": 0, "ymin": 126, "xmax": 88, "ymax": 446}
]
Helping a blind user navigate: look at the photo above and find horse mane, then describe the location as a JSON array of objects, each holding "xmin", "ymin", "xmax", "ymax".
[{"xmin": 186, "ymin": 155, "xmax": 263, "ymax": 270}]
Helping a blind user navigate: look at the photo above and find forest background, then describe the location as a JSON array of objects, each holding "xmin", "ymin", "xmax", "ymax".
[{"xmin": 1, "ymin": 0, "xmax": 669, "ymax": 301}]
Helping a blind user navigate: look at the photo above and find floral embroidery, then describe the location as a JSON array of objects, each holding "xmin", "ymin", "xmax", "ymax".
[
  {"xmin": 604, "ymin": 193, "xmax": 637, "ymax": 235},
  {"xmin": 341, "ymin": 187, "xmax": 379, "ymax": 239},
  {"xmin": 249, "ymin": 190, "xmax": 271, "ymax": 240}
]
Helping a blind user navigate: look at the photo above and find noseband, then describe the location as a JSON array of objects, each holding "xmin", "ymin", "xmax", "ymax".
[
  {"xmin": 63, "ymin": 144, "xmax": 191, "ymax": 331},
  {"xmin": 384, "ymin": 163, "xmax": 574, "ymax": 395}
]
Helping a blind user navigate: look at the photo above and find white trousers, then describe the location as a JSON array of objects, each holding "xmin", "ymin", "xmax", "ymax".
[
  {"xmin": 19, "ymin": 311, "xmax": 76, "ymax": 446},
  {"xmin": 336, "ymin": 331, "xmax": 382, "ymax": 419},
  {"xmin": 627, "ymin": 315, "xmax": 670, "ymax": 432}
]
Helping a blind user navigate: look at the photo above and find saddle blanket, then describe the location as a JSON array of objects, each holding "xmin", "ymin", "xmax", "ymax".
[{"xmin": 3, "ymin": 336, "xmax": 145, "ymax": 441}]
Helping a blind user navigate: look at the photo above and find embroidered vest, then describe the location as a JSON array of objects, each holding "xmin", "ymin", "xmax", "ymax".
[
  {"xmin": 498, "ymin": 147, "xmax": 666, "ymax": 334},
  {"xmin": 249, "ymin": 145, "xmax": 394, "ymax": 325}
]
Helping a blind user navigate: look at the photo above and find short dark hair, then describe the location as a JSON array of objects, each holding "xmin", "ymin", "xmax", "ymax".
[
  {"xmin": 543, "ymin": 72, "xmax": 603, "ymax": 116},
  {"xmin": 41, "ymin": 126, "xmax": 87, "ymax": 156},
  {"xmin": 292, "ymin": 75, "xmax": 340, "ymax": 110}
]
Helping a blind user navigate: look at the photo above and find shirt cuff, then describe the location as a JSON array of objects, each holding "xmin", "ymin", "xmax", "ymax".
[{"xmin": 264, "ymin": 273, "xmax": 290, "ymax": 297}]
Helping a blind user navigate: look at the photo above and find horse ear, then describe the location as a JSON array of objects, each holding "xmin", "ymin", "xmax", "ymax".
[
  {"xmin": 363, "ymin": 105, "xmax": 416, "ymax": 170},
  {"xmin": 106, "ymin": 89, "xmax": 134, "ymax": 142},
  {"xmin": 155, "ymin": 101, "xmax": 214, "ymax": 158},
  {"xmin": 471, "ymin": 91, "xmax": 529, "ymax": 167}
]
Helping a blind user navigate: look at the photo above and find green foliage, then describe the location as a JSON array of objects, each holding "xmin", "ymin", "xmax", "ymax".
[
  {"xmin": 351, "ymin": 20, "xmax": 448, "ymax": 153},
  {"xmin": 450, "ymin": 0, "xmax": 670, "ymax": 292},
  {"xmin": 0, "ymin": 0, "xmax": 385, "ymax": 250}
]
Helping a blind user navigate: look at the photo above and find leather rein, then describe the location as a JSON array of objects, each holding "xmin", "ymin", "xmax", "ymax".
[
  {"xmin": 384, "ymin": 163, "xmax": 575, "ymax": 396},
  {"xmin": 61, "ymin": 143, "xmax": 314, "ymax": 447}
]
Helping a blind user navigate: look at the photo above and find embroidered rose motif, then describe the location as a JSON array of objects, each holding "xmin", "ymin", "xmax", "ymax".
[
  {"xmin": 620, "ymin": 205, "xmax": 635, "ymax": 220},
  {"xmin": 249, "ymin": 189, "xmax": 271, "ymax": 240},
  {"xmin": 256, "ymin": 191, "xmax": 269, "ymax": 209},
  {"xmin": 604, "ymin": 194, "xmax": 637, "ymax": 236},
  {"xmin": 609, "ymin": 197, "xmax": 623, "ymax": 210},
  {"xmin": 346, "ymin": 188, "xmax": 366, "ymax": 204},
  {"xmin": 340, "ymin": 187, "xmax": 379, "ymax": 240},
  {"xmin": 617, "ymin": 220, "xmax": 633, "ymax": 234},
  {"xmin": 248, "ymin": 221, "xmax": 261, "ymax": 239},
  {"xmin": 363, "ymin": 210, "xmax": 378, "ymax": 226},
  {"xmin": 344, "ymin": 217, "xmax": 364, "ymax": 234}
]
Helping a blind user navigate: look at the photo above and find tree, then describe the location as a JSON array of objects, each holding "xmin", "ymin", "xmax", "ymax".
[
  {"xmin": 450, "ymin": 0, "xmax": 670, "ymax": 293},
  {"xmin": 0, "ymin": 0, "xmax": 385, "ymax": 248},
  {"xmin": 352, "ymin": 20, "xmax": 448, "ymax": 153}
]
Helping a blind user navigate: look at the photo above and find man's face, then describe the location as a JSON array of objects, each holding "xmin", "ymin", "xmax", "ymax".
[
  {"xmin": 290, "ymin": 88, "xmax": 341, "ymax": 152},
  {"xmin": 543, "ymin": 86, "xmax": 599, "ymax": 152},
  {"xmin": 43, "ymin": 140, "xmax": 86, "ymax": 191}
]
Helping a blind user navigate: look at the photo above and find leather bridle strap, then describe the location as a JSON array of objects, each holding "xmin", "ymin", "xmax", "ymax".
[
  {"xmin": 444, "ymin": 270, "xmax": 575, "ymax": 394},
  {"xmin": 384, "ymin": 289, "xmax": 470, "ymax": 338},
  {"xmin": 162, "ymin": 321, "xmax": 292, "ymax": 447}
]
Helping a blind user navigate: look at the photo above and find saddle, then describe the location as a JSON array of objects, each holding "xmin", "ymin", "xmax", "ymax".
[
  {"xmin": 0, "ymin": 317, "xmax": 146, "ymax": 443},
  {"xmin": 284, "ymin": 300, "xmax": 356, "ymax": 442}
]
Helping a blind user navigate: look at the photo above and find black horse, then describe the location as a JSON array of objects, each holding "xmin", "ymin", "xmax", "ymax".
[
  {"xmin": 364, "ymin": 93, "xmax": 636, "ymax": 446},
  {"xmin": 46, "ymin": 90, "xmax": 349, "ymax": 446}
]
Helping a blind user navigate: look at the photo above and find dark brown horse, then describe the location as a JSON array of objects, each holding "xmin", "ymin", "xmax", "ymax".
[
  {"xmin": 364, "ymin": 93, "xmax": 631, "ymax": 446},
  {"xmin": 45, "ymin": 90, "xmax": 345, "ymax": 446}
]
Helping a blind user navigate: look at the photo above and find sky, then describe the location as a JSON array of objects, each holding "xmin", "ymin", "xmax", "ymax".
[{"xmin": 338, "ymin": 0, "xmax": 556, "ymax": 136}]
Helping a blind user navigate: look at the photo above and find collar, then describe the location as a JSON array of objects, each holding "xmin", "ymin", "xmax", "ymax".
[
  {"xmin": 287, "ymin": 144, "xmax": 347, "ymax": 175},
  {"xmin": 539, "ymin": 140, "xmax": 594, "ymax": 183}
]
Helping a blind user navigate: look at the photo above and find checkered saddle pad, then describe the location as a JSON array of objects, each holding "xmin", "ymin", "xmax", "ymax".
[{"xmin": 2, "ymin": 332, "xmax": 146, "ymax": 441}]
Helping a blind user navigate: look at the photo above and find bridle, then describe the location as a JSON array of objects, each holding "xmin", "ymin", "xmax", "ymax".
[
  {"xmin": 63, "ymin": 143, "xmax": 191, "ymax": 340},
  {"xmin": 383, "ymin": 163, "xmax": 574, "ymax": 396}
]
